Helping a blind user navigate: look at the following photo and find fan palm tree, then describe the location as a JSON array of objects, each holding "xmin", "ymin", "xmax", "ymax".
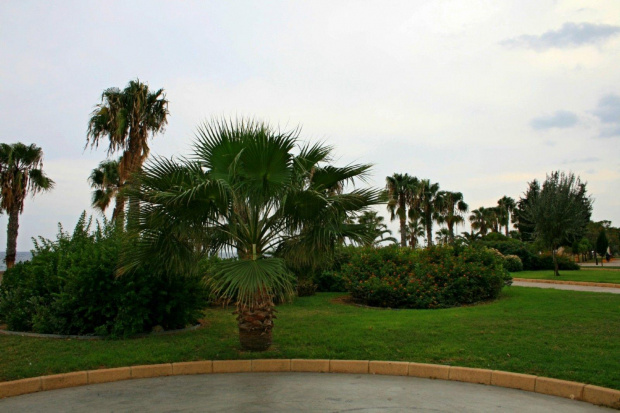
[
  {"xmin": 497, "ymin": 196, "xmax": 516, "ymax": 237},
  {"xmin": 404, "ymin": 217, "xmax": 426, "ymax": 248},
  {"xmin": 88, "ymin": 158, "xmax": 124, "ymax": 222},
  {"xmin": 414, "ymin": 179, "xmax": 443, "ymax": 247},
  {"xmin": 356, "ymin": 210, "xmax": 397, "ymax": 247},
  {"xmin": 0, "ymin": 143, "xmax": 54, "ymax": 269},
  {"xmin": 121, "ymin": 118, "xmax": 381, "ymax": 351},
  {"xmin": 385, "ymin": 173, "xmax": 419, "ymax": 247},
  {"xmin": 435, "ymin": 228, "xmax": 451, "ymax": 245},
  {"xmin": 469, "ymin": 206, "xmax": 496, "ymax": 236},
  {"xmin": 86, "ymin": 79, "xmax": 169, "ymax": 226},
  {"xmin": 438, "ymin": 191, "xmax": 468, "ymax": 243}
]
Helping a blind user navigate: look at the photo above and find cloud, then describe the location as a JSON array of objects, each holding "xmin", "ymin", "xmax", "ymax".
[
  {"xmin": 501, "ymin": 22, "xmax": 620, "ymax": 51},
  {"xmin": 530, "ymin": 110, "xmax": 578, "ymax": 130},
  {"xmin": 592, "ymin": 94, "xmax": 620, "ymax": 138}
]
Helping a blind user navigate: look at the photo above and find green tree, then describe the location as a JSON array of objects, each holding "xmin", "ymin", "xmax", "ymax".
[
  {"xmin": 438, "ymin": 191, "xmax": 468, "ymax": 243},
  {"xmin": 415, "ymin": 179, "xmax": 442, "ymax": 246},
  {"xmin": 0, "ymin": 143, "xmax": 54, "ymax": 269},
  {"xmin": 514, "ymin": 180, "xmax": 540, "ymax": 241},
  {"xmin": 596, "ymin": 229, "xmax": 609, "ymax": 266},
  {"xmin": 121, "ymin": 118, "xmax": 381, "ymax": 351},
  {"xmin": 497, "ymin": 196, "xmax": 516, "ymax": 236},
  {"xmin": 356, "ymin": 211, "xmax": 397, "ymax": 247},
  {"xmin": 88, "ymin": 158, "xmax": 124, "ymax": 222},
  {"xmin": 86, "ymin": 79, "xmax": 169, "ymax": 227},
  {"xmin": 469, "ymin": 206, "xmax": 494, "ymax": 236},
  {"xmin": 403, "ymin": 217, "xmax": 425, "ymax": 248},
  {"xmin": 385, "ymin": 173, "xmax": 419, "ymax": 247},
  {"xmin": 524, "ymin": 171, "xmax": 592, "ymax": 276}
]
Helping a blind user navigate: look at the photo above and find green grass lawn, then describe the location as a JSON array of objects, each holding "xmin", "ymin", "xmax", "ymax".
[
  {"xmin": 515, "ymin": 269, "xmax": 620, "ymax": 284},
  {"xmin": 1, "ymin": 288, "xmax": 619, "ymax": 390}
]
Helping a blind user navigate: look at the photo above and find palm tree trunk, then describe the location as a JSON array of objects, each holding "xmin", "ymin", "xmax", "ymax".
[
  {"xmin": 448, "ymin": 222, "xmax": 455, "ymax": 243},
  {"xmin": 426, "ymin": 216, "xmax": 433, "ymax": 247},
  {"xmin": 552, "ymin": 248, "xmax": 560, "ymax": 277},
  {"xmin": 4, "ymin": 205, "xmax": 20, "ymax": 269},
  {"xmin": 400, "ymin": 216, "xmax": 407, "ymax": 247},
  {"xmin": 236, "ymin": 298, "xmax": 275, "ymax": 351},
  {"xmin": 505, "ymin": 216, "xmax": 510, "ymax": 237},
  {"xmin": 112, "ymin": 195, "xmax": 126, "ymax": 230}
]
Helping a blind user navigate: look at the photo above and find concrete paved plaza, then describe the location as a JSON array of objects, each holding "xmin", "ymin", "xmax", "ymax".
[{"xmin": 0, "ymin": 373, "xmax": 614, "ymax": 412}]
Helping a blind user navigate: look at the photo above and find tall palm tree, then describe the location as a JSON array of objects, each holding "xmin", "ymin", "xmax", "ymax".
[
  {"xmin": 469, "ymin": 207, "xmax": 494, "ymax": 236},
  {"xmin": 497, "ymin": 196, "xmax": 516, "ymax": 237},
  {"xmin": 88, "ymin": 158, "xmax": 124, "ymax": 222},
  {"xmin": 121, "ymin": 118, "xmax": 381, "ymax": 351},
  {"xmin": 435, "ymin": 228, "xmax": 451, "ymax": 245},
  {"xmin": 0, "ymin": 143, "xmax": 54, "ymax": 269},
  {"xmin": 414, "ymin": 179, "xmax": 443, "ymax": 247},
  {"xmin": 86, "ymin": 79, "xmax": 169, "ymax": 226},
  {"xmin": 438, "ymin": 191, "xmax": 468, "ymax": 243},
  {"xmin": 385, "ymin": 173, "xmax": 419, "ymax": 247}
]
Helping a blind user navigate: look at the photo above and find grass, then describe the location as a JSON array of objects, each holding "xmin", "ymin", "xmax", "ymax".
[
  {"xmin": 515, "ymin": 269, "xmax": 620, "ymax": 284},
  {"xmin": 1, "ymin": 287, "xmax": 619, "ymax": 390}
]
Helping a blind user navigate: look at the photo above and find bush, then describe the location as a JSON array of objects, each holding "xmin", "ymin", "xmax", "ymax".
[
  {"xmin": 314, "ymin": 270, "xmax": 347, "ymax": 292},
  {"xmin": 340, "ymin": 245, "xmax": 511, "ymax": 309},
  {"xmin": 0, "ymin": 213, "xmax": 210, "ymax": 337},
  {"xmin": 479, "ymin": 237, "xmax": 579, "ymax": 271},
  {"xmin": 535, "ymin": 254, "xmax": 580, "ymax": 271},
  {"xmin": 503, "ymin": 255, "xmax": 523, "ymax": 272},
  {"xmin": 296, "ymin": 278, "xmax": 318, "ymax": 297}
]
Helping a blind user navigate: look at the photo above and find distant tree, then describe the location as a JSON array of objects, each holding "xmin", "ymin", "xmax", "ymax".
[
  {"xmin": 415, "ymin": 179, "xmax": 443, "ymax": 246},
  {"xmin": 88, "ymin": 158, "xmax": 124, "ymax": 223},
  {"xmin": 524, "ymin": 171, "xmax": 592, "ymax": 276},
  {"xmin": 438, "ymin": 191, "xmax": 468, "ymax": 243},
  {"xmin": 435, "ymin": 228, "xmax": 451, "ymax": 245},
  {"xmin": 469, "ymin": 206, "xmax": 494, "ymax": 236},
  {"xmin": 514, "ymin": 180, "xmax": 540, "ymax": 241},
  {"xmin": 386, "ymin": 173, "xmax": 419, "ymax": 247},
  {"xmin": 497, "ymin": 196, "xmax": 516, "ymax": 237},
  {"xmin": 86, "ymin": 79, "xmax": 169, "ymax": 227},
  {"xmin": 404, "ymin": 217, "xmax": 425, "ymax": 248},
  {"xmin": 0, "ymin": 143, "xmax": 54, "ymax": 268},
  {"xmin": 357, "ymin": 211, "xmax": 397, "ymax": 247},
  {"xmin": 596, "ymin": 229, "xmax": 609, "ymax": 266},
  {"xmin": 458, "ymin": 230, "xmax": 482, "ymax": 245}
]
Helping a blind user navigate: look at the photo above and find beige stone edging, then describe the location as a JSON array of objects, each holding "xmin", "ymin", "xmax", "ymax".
[
  {"xmin": 513, "ymin": 278, "xmax": 620, "ymax": 289},
  {"xmin": 1, "ymin": 360, "xmax": 618, "ymax": 409}
]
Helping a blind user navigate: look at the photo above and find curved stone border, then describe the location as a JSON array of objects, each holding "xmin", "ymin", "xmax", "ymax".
[
  {"xmin": 0, "ymin": 324, "xmax": 202, "ymax": 340},
  {"xmin": 513, "ymin": 278, "xmax": 620, "ymax": 289},
  {"xmin": 1, "ymin": 360, "xmax": 618, "ymax": 409}
]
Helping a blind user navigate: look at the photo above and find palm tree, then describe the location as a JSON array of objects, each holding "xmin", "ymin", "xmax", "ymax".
[
  {"xmin": 435, "ymin": 228, "xmax": 451, "ymax": 245},
  {"xmin": 86, "ymin": 79, "xmax": 169, "ymax": 226},
  {"xmin": 404, "ymin": 217, "xmax": 425, "ymax": 248},
  {"xmin": 497, "ymin": 196, "xmax": 516, "ymax": 237},
  {"xmin": 0, "ymin": 143, "xmax": 54, "ymax": 269},
  {"xmin": 458, "ymin": 230, "xmax": 482, "ymax": 245},
  {"xmin": 438, "ymin": 191, "xmax": 468, "ymax": 243},
  {"xmin": 121, "ymin": 118, "xmax": 381, "ymax": 351},
  {"xmin": 469, "ymin": 207, "xmax": 493, "ymax": 236},
  {"xmin": 414, "ymin": 179, "xmax": 443, "ymax": 246},
  {"xmin": 356, "ymin": 211, "xmax": 397, "ymax": 247},
  {"xmin": 88, "ymin": 158, "xmax": 124, "ymax": 222},
  {"xmin": 385, "ymin": 173, "xmax": 418, "ymax": 247}
]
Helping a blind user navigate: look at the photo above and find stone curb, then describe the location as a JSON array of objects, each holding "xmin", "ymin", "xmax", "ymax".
[
  {"xmin": 1, "ymin": 361, "xmax": 618, "ymax": 409},
  {"xmin": 513, "ymin": 278, "xmax": 620, "ymax": 289}
]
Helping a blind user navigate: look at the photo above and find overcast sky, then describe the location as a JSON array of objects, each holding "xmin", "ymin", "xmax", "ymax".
[{"xmin": 1, "ymin": 0, "xmax": 619, "ymax": 251}]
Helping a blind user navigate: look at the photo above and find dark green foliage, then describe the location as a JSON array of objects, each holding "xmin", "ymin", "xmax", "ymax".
[
  {"xmin": 0, "ymin": 213, "xmax": 209, "ymax": 337},
  {"xmin": 596, "ymin": 229, "xmax": 609, "ymax": 258},
  {"xmin": 312, "ymin": 245, "xmax": 357, "ymax": 292},
  {"xmin": 296, "ymin": 278, "xmax": 318, "ymax": 297},
  {"xmin": 535, "ymin": 254, "xmax": 580, "ymax": 271},
  {"xmin": 340, "ymin": 245, "xmax": 511, "ymax": 308},
  {"xmin": 503, "ymin": 255, "xmax": 523, "ymax": 272}
]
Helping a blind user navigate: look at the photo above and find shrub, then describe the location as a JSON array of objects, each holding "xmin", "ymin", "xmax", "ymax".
[
  {"xmin": 314, "ymin": 270, "xmax": 347, "ymax": 292},
  {"xmin": 296, "ymin": 278, "xmax": 318, "ymax": 297},
  {"xmin": 340, "ymin": 245, "xmax": 511, "ymax": 309},
  {"xmin": 0, "ymin": 213, "xmax": 210, "ymax": 337},
  {"xmin": 535, "ymin": 254, "xmax": 580, "ymax": 271},
  {"xmin": 503, "ymin": 255, "xmax": 523, "ymax": 272}
]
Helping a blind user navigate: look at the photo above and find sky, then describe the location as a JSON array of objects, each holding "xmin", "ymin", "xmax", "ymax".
[{"xmin": 1, "ymin": 0, "xmax": 619, "ymax": 251}]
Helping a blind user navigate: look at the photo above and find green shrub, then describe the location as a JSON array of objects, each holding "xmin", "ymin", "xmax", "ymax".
[
  {"xmin": 314, "ymin": 270, "xmax": 347, "ymax": 292},
  {"xmin": 504, "ymin": 255, "xmax": 523, "ymax": 272},
  {"xmin": 296, "ymin": 278, "xmax": 318, "ymax": 297},
  {"xmin": 535, "ymin": 254, "xmax": 580, "ymax": 271},
  {"xmin": 340, "ymin": 245, "xmax": 511, "ymax": 309},
  {"xmin": 0, "ymin": 213, "xmax": 210, "ymax": 337}
]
